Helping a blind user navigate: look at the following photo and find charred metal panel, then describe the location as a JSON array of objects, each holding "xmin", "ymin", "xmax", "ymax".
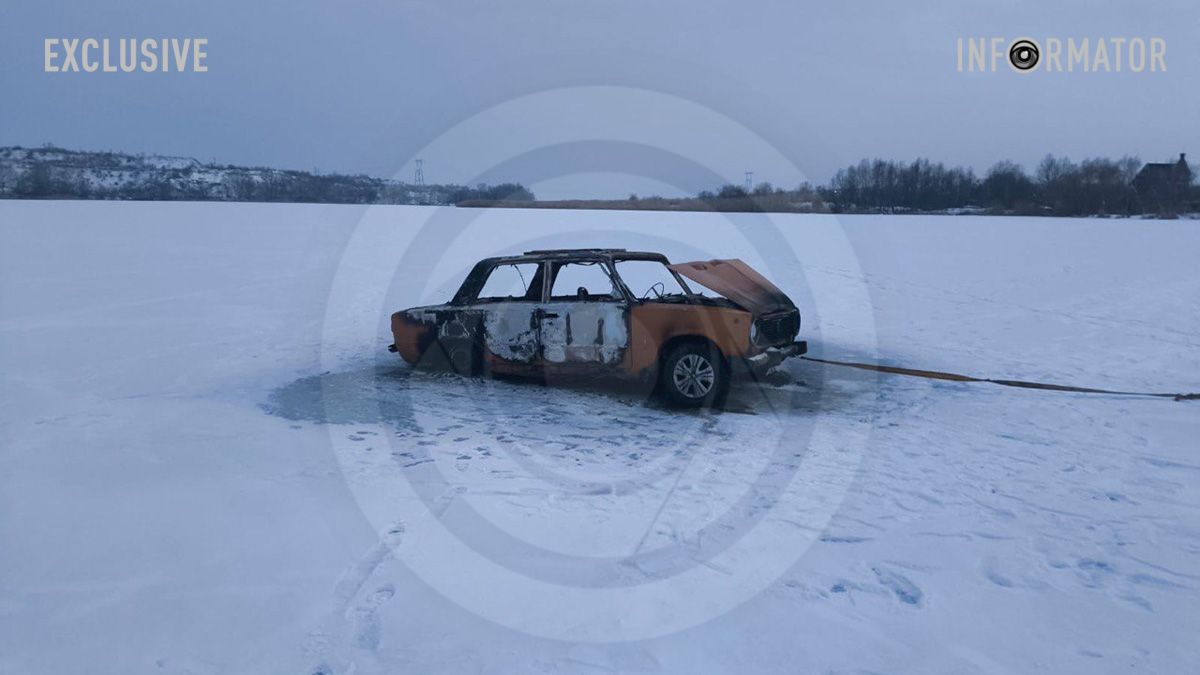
[
  {"xmin": 439, "ymin": 315, "xmax": 473, "ymax": 339},
  {"xmin": 390, "ymin": 310, "xmax": 435, "ymax": 365},
  {"xmin": 398, "ymin": 305, "xmax": 476, "ymax": 362},
  {"xmin": 397, "ymin": 303, "xmax": 541, "ymax": 366},
  {"xmin": 481, "ymin": 303, "xmax": 540, "ymax": 363},
  {"xmin": 539, "ymin": 302, "xmax": 629, "ymax": 365}
]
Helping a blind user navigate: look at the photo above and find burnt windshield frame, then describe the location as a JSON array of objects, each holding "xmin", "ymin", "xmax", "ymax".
[{"xmin": 611, "ymin": 256, "xmax": 698, "ymax": 304}]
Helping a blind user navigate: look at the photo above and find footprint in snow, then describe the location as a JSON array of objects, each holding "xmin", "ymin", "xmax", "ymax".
[
  {"xmin": 983, "ymin": 565, "xmax": 1015, "ymax": 589},
  {"xmin": 352, "ymin": 584, "xmax": 396, "ymax": 651},
  {"xmin": 976, "ymin": 554, "xmax": 1019, "ymax": 588},
  {"xmin": 873, "ymin": 566, "xmax": 924, "ymax": 606},
  {"xmin": 1076, "ymin": 558, "xmax": 1115, "ymax": 588}
]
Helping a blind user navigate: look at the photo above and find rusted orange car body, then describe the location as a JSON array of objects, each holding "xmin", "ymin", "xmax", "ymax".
[{"xmin": 390, "ymin": 249, "xmax": 805, "ymax": 402}]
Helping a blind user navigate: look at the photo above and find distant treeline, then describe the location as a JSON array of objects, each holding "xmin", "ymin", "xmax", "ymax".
[
  {"xmin": 5, "ymin": 145, "xmax": 1196, "ymax": 218},
  {"xmin": 821, "ymin": 156, "xmax": 1188, "ymax": 216},
  {"xmin": 693, "ymin": 155, "xmax": 1196, "ymax": 218},
  {"xmin": 464, "ymin": 155, "xmax": 1197, "ymax": 219},
  {"xmin": 0, "ymin": 146, "xmax": 534, "ymax": 206}
]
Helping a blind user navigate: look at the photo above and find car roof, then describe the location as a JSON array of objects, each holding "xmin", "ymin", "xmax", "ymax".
[{"xmin": 478, "ymin": 248, "xmax": 670, "ymax": 265}]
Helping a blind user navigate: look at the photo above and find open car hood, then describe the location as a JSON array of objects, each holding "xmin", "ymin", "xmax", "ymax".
[{"xmin": 668, "ymin": 258, "xmax": 796, "ymax": 316}]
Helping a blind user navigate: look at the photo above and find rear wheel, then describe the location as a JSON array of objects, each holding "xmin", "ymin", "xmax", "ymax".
[{"xmin": 659, "ymin": 341, "xmax": 729, "ymax": 407}]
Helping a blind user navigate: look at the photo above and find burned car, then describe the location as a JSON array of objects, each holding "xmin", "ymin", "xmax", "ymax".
[{"xmin": 389, "ymin": 249, "xmax": 806, "ymax": 406}]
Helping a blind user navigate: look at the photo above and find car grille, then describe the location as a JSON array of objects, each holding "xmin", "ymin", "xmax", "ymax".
[{"xmin": 756, "ymin": 310, "xmax": 800, "ymax": 346}]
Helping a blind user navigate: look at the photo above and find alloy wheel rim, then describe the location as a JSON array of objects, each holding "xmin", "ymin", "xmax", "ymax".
[{"xmin": 673, "ymin": 353, "xmax": 715, "ymax": 398}]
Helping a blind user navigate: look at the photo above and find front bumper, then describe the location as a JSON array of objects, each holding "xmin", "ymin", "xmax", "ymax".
[{"xmin": 744, "ymin": 340, "xmax": 807, "ymax": 373}]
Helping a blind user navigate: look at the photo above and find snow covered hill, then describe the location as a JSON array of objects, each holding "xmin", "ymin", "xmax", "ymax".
[
  {"xmin": 0, "ymin": 147, "xmax": 514, "ymax": 205},
  {"xmin": 1, "ymin": 201, "xmax": 1197, "ymax": 674}
]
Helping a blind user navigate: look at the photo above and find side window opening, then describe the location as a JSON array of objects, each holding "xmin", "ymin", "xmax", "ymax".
[
  {"xmin": 477, "ymin": 263, "xmax": 541, "ymax": 301},
  {"xmin": 549, "ymin": 261, "xmax": 622, "ymax": 301}
]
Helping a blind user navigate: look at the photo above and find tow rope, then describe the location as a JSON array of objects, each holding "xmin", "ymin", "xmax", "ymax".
[{"xmin": 799, "ymin": 356, "xmax": 1200, "ymax": 402}]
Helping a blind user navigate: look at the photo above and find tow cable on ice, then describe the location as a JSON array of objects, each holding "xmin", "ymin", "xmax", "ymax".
[{"xmin": 800, "ymin": 356, "xmax": 1199, "ymax": 402}]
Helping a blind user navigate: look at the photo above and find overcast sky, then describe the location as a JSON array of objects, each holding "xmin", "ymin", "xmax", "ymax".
[{"xmin": 2, "ymin": 0, "xmax": 1197, "ymax": 198}]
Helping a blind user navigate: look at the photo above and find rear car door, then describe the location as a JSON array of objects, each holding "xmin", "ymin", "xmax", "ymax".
[{"xmin": 471, "ymin": 261, "xmax": 543, "ymax": 365}]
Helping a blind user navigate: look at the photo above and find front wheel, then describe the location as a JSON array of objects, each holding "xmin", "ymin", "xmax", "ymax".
[{"xmin": 659, "ymin": 341, "xmax": 729, "ymax": 408}]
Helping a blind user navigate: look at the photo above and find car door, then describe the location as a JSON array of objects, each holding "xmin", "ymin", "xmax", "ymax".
[
  {"xmin": 539, "ymin": 259, "xmax": 630, "ymax": 368},
  {"xmin": 469, "ymin": 261, "xmax": 543, "ymax": 367}
]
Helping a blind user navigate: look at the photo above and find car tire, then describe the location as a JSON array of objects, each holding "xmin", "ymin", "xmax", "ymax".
[{"xmin": 659, "ymin": 340, "xmax": 729, "ymax": 408}]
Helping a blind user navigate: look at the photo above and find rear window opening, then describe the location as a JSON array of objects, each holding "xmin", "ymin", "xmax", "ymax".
[{"xmin": 477, "ymin": 263, "xmax": 541, "ymax": 301}]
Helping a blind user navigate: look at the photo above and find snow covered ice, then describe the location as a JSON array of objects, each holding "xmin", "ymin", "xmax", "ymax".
[{"xmin": 1, "ymin": 200, "xmax": 1198, "ymax": 673}]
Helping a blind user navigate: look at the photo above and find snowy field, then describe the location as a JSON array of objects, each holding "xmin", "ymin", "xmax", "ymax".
[{"xmin": 2, "ymin": 200, "xmax": 1199, "ymax": 674}]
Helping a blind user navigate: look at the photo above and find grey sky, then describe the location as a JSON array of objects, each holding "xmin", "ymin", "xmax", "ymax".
[{"xmin": 2, "ymin": 0, "xmax": 1197, "ymax": 198}]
